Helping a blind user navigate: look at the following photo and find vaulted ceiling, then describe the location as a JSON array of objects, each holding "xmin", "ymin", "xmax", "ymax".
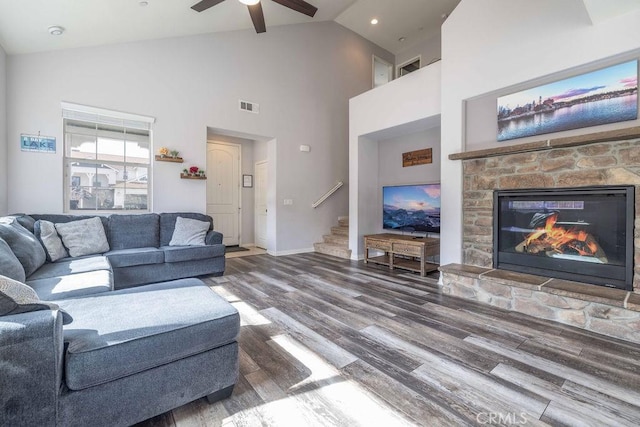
[
  {"xmin": 1, "ymin": 1, "xmax": 638, "ymax": 57},
  {"xmin": 0, "ymin": 0, "xmax": 460, "ymax": 55}
]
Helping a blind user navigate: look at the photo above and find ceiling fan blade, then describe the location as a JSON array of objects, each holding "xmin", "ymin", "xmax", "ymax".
[
  {"xmin": 248, "ymin": 3, "xmax": 267, "ymax": 33},
  {"xmin": 191, "ymin": 0, "xmax": 226, "ymax": 12},
  {"xmin": 271, "ymin": 0, "xmax": 317, "ymax": 18}
]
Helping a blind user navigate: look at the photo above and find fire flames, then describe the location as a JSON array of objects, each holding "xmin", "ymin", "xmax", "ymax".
[{"xmin": 520, "ymin": 212, "xmax": 601, "ymax": 258}]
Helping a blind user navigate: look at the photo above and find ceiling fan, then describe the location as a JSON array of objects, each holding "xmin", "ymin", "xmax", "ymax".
[{"xmin": 191, "ymin": 0, "xmax": 318, "ymax": 34}]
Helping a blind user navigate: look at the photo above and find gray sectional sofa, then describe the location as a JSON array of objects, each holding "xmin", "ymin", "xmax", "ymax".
[
  {"xmin": 22, "ymin": 212, "xmax": 226, "ymax": 291},
  {"xmin": 0, "ymin": 212, "xmax": 238, "ymax": 426}
]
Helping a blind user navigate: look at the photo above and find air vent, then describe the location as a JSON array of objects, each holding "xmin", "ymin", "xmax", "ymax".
[{"xmin": 239, "ymin": 100, "xmax": 259, "ymax": 114}]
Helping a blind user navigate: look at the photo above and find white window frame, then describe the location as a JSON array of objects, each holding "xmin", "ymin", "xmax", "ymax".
[
  {"xmin": 61, "ymin": 102, "xmax": 155, "ymax": 213},
  {"xmin": 396, "ymin": 55, "xmax": 422, "ymax": 78}
]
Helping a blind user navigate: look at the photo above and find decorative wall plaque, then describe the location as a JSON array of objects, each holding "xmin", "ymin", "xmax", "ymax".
[
  {"xmin": 402, "ymin": 148, "xmax": 432, "ymax": 167},
  {"xmin": 20, "ymin": 134, "xmax": 56, "ymax": 153}
]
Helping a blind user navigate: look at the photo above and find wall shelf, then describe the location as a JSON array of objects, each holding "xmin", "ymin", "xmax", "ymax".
[
  {"xmin": 155, "ymin": 155, "xmax": 184, "ymax": 163},
  {"xmin": 180, "ymin": 173, "xmax": 206, "ymax": 180}
]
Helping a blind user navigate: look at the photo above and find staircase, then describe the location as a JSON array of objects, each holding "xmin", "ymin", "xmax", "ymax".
[{"xmin": 313, "ymin": 216, "xmax": 352, "ymax": 259}]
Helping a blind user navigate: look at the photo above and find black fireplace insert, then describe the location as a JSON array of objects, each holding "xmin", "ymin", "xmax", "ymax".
[{"xmin": 493, "ymin": 186, "xmax": 634, "ymax": 290}]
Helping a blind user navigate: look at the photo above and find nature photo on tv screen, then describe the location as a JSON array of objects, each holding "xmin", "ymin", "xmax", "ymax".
[{"xmin": 383, "ymin": 183, "xmax": 441, "ymax": 234}]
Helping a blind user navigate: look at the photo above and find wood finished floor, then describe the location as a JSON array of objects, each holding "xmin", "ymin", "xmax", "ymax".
[{"xmin": 137, "ymin": 253, "xmax": 640, "ymax": 426}]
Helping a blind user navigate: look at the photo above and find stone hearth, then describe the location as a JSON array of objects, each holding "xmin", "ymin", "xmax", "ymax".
[
  {"xmin": 441, "ymin": 126, "xmax": 640, "ymax": 344},
  {"xmin": 440, "ymin": 264, "xmax": 640, "ymax": 344}
]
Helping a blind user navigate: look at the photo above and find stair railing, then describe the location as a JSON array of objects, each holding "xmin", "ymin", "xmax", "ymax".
[{"xmin": 312, "ymin": 181, "xmax": 344, "ymax": 208}]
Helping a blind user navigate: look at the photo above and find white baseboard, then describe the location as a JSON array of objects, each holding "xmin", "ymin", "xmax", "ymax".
[{"xmin": 267, "ymin": 247, "xmax": 315, "ymax": 256}]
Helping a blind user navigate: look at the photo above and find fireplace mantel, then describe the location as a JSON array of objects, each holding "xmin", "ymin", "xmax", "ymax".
[{"xmin": 449, "ymin": 126, "xmax": 640, "ymax": 161}]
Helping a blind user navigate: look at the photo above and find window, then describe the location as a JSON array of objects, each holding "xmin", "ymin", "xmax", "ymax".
[
  {"xmin": 62, "ymin": 104, "xmax": 154, "ymax": 212},
  {"xmin": 397, "ymin": 56, "xmax": 421, "ymax": 78}
]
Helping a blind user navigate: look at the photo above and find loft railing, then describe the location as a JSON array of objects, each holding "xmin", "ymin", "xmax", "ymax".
[{"xmin": 312, "ymin": 181, "xmax": 344, "ymax": 208}]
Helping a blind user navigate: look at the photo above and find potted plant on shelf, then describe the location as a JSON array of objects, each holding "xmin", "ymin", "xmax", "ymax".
[
  {"xmin": 158, "ymin": 147, "xmax": 169, "ymax": 158},
  {"xmin": 170, "ymin": 150, "xmax": 179, "ymax": 159},
  {"xmin": 189, "ymin": 166, "xmax": 199, "ymax": 176},
  {"xmin": 198, "ymin": 170, "xmax": 206, "ymax": 178}
]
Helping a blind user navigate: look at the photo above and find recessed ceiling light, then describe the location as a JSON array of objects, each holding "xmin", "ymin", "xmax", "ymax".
[
  {"xmin": 239, "ymin": 0, "xmax": 260, "ymax": 5},
  {"xmin": 370, "ymin": 18, "xmax": 379, "ymax": 25},
  {"xmin": 139, "ymin": 1, "xmax": 149, "ymax": 6},
  {"xmin": 398, "ymin": 37, "xmax": 406, "ymax": 42},
  {"xmin": 48, "ymin": 26, "xmax": 65, "ymax": 36}
]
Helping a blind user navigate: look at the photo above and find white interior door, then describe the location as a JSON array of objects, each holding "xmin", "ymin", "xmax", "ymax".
[
  {"xmin": 373, "ymin": 55, "xmax": 393, "ymax": 88},
  {"xmin": 207, "ymin": 143, "xmax": 240, "ymax": 246},
  {"xmin": 254, "ymin": 161, "xmax": 268, "ymax": 249}
]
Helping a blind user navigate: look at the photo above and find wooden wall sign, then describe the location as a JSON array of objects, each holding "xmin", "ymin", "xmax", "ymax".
[{"xmin": 402, "ymin": 148, "xmax": 432, "ymax": 167}]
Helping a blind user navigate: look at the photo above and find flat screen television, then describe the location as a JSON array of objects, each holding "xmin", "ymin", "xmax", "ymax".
[{"xmin": 383, "ymin": 183, "xmax": 441, "ymax": 234}]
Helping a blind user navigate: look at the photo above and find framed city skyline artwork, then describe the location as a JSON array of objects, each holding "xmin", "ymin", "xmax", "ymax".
[{"xmin": 497, "ymin": 60, "xmax": 638, "ymax": 142}]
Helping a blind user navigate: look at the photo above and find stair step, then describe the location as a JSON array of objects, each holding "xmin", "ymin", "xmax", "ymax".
[
  {"xmin": 331, "ymin": 226, "xmax": 349, "ymax": 236},
  {"xmin": 313, "ymin": 242, "xmax": 352, "ymax": 259},
  {"xmin": 323, "ymin": 234, "xmax": 348, "ymax": 245},
  {"xmin": 338, "ymin": 216, "xmax": 349, "ymax": 227}
]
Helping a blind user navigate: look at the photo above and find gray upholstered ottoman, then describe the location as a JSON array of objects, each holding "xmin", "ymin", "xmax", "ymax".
[{"xmin": 54, "ymin": 278, "xmax": 240, "ymax": 426}]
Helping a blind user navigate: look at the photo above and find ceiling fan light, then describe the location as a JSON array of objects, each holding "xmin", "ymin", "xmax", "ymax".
[{"xmin": 239, "ymin": 0, "xmax": 260, "ymax": 5}]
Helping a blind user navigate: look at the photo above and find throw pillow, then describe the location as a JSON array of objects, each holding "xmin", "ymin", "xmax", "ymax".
[
  {"xmin": 108, "ymin": 214, "xmax": 160, "ymax": 250},
  {"xmin": 169, "ymin": 217, "xmax": 210, "ymax": 246},
  {"xmin": 34, "ymin": 220, "xmax": 69, "ymax": 262},
  {"xmin": 0, "ymin": 217, "xmax": 47, "ymax": 277},
  {"xmin": 15, "ymin": 214, "xmax": 36, "ymax": 233},
  {"xmin": 159, "ymin": 213, "xmax": 212, "ymax": 246},
  {"xmin": 0, "ymin": 274, "xmax": 72, "ymax": 324},
  {"xmin": 0, "ymin": 238, "xmax": 27, "ymax": 282},
  {"xmin": 55, "ymin": 217, "xmax": 110, "ymax": 258}
]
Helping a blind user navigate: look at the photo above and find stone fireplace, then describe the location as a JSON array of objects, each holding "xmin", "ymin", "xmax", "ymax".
[{"xmin": 440, "ymin": 127, "xmax": 640, "ymax": 344}]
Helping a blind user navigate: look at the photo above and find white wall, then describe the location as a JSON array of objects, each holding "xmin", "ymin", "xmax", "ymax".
[
  {"xmin": 349, "ymin": 62, "xmax": 441, "ymax": 258},
  {"xmin": 0, "ymin": 44, "xmax": 6, "ymax": 216},
  {"xmin": 440, "ymin": 0, "xmax": 640, "ymax": 266},
  {"xmin": 254, "ymin": 140, "xmax": 268, "ymax": 164},
  {"xmin": 6, "ymin": 22, "xmax": 392, "ymax": 253},
  {"xmin": 378, "ymin": 128, "xmax": 441, "ymax": 187}
]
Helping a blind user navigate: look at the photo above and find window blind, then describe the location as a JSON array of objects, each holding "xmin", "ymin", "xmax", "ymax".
[{"xmin": 61, "ymin": 102, "xmax": 155, "ymax": 131}]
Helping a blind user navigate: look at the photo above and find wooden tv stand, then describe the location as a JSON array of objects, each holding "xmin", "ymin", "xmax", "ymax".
[{"xmin": 363, "ymin": 233, "xmax": 439, "ymax": 277}]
